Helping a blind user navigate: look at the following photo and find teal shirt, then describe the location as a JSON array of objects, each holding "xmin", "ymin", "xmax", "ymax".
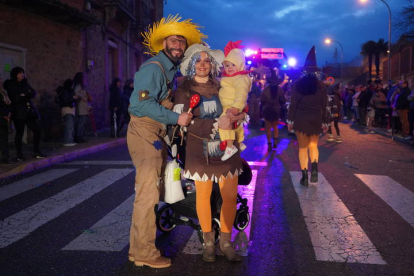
[{"xmin": 128, "ymin": 51, "xmax": 179, "ymax": 125}]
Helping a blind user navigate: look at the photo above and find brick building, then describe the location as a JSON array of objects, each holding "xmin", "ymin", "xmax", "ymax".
[
  {"xmin": 382, "ymin": 39, "xmax": 414, "ymax": 85},
  {"xmin": 0, "ymin": 0, "xmax": 163, "ymax": 139}
]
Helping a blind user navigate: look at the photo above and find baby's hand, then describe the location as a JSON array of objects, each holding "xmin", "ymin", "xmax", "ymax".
[{"xmin": 226, "ymin": 107, "xmax": 239, "ymax": 116}]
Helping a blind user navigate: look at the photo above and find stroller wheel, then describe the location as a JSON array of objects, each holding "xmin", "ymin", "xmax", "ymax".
[
  {"xmin": 156, "ymin": 205, "xmax": 176, "ymax": 232},
  {"xmin": 197, "ymin": 218, "xmax": 221, "ymax": 244},
  {"xmin": 234, "ymin": 208, "xmax": 250, "ymax": 231}
]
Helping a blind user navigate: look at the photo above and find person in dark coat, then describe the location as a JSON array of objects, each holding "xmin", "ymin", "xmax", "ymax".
[
  {"xmin": 119, "ymin": 78, "xmax": 133, "ymax": 133},
  {"xmin": 0, "ymin": 79, "xmax": 13, "ymax": 164},
  {"xmin": 370, "ymin": 87, "xmax": 387, "ymax": 128},
  {"xmin": 358, "ymin": 84, "xmax": 373, "ymax": 126},
  {"xmin": 59, "ymin": 79, "xmax": 78, "ymax": 146},
  {"xmin": 395, "ymin": 80, "xmax": 411, "ymax": 138},
  {"xmin": 287, "ymin": 46, "xmax": 329, "ymax": 186},
  {"xmin": 327, "ymin": 84, "xmax": 343, "ymax": 143},
  {"xmin": 109, "ymin": 77, "xmax": 122, "ymax": 137},
  {"xmin": 3, "ymin": 67, "xmax": 45, "ymax": 161}
]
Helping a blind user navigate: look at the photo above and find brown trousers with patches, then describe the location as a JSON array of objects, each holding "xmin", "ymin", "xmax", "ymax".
[{"xmin": 127, "ymin": 115, "xmax": 167, "ymax": 261}]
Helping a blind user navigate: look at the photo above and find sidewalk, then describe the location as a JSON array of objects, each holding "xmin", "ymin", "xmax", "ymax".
[
  {"xmin": 0, "ymin": 130, "xmax": 127, "ymax": 180},
  {"xmin": 346, "ymin": 119, "xmax": 414, "ymax": 145}
]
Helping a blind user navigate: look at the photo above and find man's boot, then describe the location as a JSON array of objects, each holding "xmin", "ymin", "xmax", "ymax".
[
  {"xmin": 202, "ymin": 231, "xmax": 216, "ymax": 262},
  {"xmin": 219, "ymin": 232, "xmax": 241, "ymax": 262},
  {"xmin": 133, "ymin": 256, "xmax": 171, "ymax": 268},
  {"xmin": 310, "ymin": 161, "xmax": 318, "ymax": 183},
  {"xmin": 300, "ymin": 169, "xmax": 309, "ymax": 187}
]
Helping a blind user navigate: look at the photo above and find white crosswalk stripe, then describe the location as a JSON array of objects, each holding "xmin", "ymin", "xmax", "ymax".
[
  {"xmin": 0, "ymin": 168, "xmax": 133, "ymax": 248},
  {"xmin": 62, "ymin": 195, "xmax": 134, "ymax": 252},
  {"xmin": 0, "ymin": 169, "xmax": 79, "ymax": 203},
  {"xmin": 290, "ymin": 171, "xmax": 386, "ymax": 264},
  {"xmin": 355, "ymin": 174, "xmax": 414, "ymax": 228}
]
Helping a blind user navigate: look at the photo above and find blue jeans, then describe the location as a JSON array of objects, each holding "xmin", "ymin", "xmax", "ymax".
[
  {"xmin": 353, "ymin": 106, "xmax": 360, "ymax": 120},
  {"xmin": 63, "ymin": 114, "xmax": 75, "ymax": 144}
]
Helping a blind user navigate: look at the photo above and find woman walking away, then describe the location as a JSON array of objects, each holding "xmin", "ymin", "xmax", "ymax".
[
  {"xmin": 287, "ymin": 46, "xmax": 329, "ymax": 186},
  {"xmin": 260, "ymin": 70, "xmax": 286, "ymax": 151}
]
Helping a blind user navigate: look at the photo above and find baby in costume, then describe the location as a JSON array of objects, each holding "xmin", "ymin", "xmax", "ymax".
[{"xmin": 219, "ymin": 41, "xmax": 252, "ymax": 161}]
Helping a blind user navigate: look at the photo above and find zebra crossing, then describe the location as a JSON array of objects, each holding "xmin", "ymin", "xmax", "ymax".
[
  {"xmin": 0, "ymin": 168, "xmax": 133, "ymax": 248},
  {"xmin": 291, "ymin": 172, "xmax": 386, "ymax": 264},
  {"xmin": 0, "ymin": 161, "xmax": 413, "ymax": 266}
]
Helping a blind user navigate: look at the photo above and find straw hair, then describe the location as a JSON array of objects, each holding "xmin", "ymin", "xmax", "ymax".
[{"xmin": 142, "ymin": 14, "xmax": 207, "ymax": 56}]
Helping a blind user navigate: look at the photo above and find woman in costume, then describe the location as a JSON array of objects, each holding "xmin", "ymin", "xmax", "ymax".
[
  {"xmin": 173, "ymin": 43, "xmax": 245, "ymax": 262},
  {"xmin": 260, "ymin": 69, "xmax": 286, "ymax": 151},
  {"xmin": 287, "ymin": 46, "xmax": 329, "ymax": 186}
]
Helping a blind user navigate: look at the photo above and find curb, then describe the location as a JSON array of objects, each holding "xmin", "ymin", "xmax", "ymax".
[{"xmin": 0, "ymin": 138, "xmax": 127, "ymax": 179}]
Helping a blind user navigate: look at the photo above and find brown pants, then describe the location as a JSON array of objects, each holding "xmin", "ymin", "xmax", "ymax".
[
  {"xmin": 127, "ymin": 115, "xmax": 166, "ymax": 261},
  {"xmin": 398, "ymin": 109, "xmax": 410, "ymax": 136}
]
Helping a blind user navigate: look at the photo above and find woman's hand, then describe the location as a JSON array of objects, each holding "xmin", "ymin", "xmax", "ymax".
[
  {"xmin": 226, "ymin": 107, "xmax": 239, "ymax": 116},
  {"xmin": 322, "ymin": 125, "xmax": 328, "ymax": 133},
  {"xmin": 228, "ymin": 112, "xmax": 246, "ymax": 123},
  {"xmin": 288, "ymin": 123, "xmax": 293, "ymax": 132}
]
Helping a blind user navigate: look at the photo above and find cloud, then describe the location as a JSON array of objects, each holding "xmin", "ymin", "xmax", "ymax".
[
  {"xmin": 165, "ymin": 0, "xmax": 406, "ymax": 66},
  {"xmin": 274, "ymin": 2, "xmax": 311, "ymax": 19}
]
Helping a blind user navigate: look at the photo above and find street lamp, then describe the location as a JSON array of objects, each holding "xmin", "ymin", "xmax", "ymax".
[
  {"xmin": 325, "ymin": 38, "xmax": 344, "ymax": 82},
  {"xmin": 360, "ymin": 0, "xmax": 392, "ymax": 81}
]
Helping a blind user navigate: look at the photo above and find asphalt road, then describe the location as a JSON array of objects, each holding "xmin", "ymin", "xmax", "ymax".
[{"xmin": 0, "ymin": 122, "xmax": 413, "ymax": 276}]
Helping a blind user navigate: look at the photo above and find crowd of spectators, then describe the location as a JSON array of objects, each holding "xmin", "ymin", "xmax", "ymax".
[{"xmin": 247, "ymin": 74, "xmax": 414, "ymax": 141}]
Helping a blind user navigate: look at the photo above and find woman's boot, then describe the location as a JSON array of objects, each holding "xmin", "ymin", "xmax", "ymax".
[
  {"xmin": 202, "ymin": 231, "xmax": 216, "ymax": 262},
  {"xmin": 219, "ymin": 232, "xmax": 241, "ymax": 262},
  {"xmin": 310, "ymin": 162, "xmax": 318, "ymax": 183},
  {"xmin": 300, "ymin": 169, "xmax": 309, "ymax": 187},
  {"xmin": 267, "ymin": 143, "xmax": 272, "ymax": 152},
  {"xmin": 273, "ymin": 138, "xmax": 278, "ymax": 149}
]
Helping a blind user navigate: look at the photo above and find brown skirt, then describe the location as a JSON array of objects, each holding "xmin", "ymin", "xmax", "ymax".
[{"xmin": 263, "ymin": 107, "xmax": 280, "ymax": 122}]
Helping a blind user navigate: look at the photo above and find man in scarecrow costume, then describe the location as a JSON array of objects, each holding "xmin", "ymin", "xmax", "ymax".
[{"xmin": 127, "ymin": 15, "xmax": 205, "ymax": 268}]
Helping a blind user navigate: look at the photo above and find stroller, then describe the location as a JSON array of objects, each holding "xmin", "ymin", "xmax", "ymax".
[{"xmin": 155, "ymin": 130, "xmax": 252, "ymax": 244}]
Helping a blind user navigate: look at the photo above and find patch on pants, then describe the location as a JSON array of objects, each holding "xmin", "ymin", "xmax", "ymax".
[{"xmin": 152, "ymin": 140, "xmax": 162, "ymax": 150}]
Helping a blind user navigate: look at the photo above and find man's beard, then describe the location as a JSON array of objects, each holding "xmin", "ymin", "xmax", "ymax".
[{"xmin": 164, "ymin": 46, "xmax": 184, "ymax": 62}]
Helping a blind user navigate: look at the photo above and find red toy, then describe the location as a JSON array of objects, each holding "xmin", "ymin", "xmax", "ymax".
[{"xmin": 188, "ymin": 94, "xmax": 200, "ymax": 114}]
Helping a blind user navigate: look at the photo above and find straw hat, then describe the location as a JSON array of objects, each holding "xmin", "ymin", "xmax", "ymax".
[
  {"xmin": 180, "ymin": 43, "xmax": 224, "ymax": 77},
  {"xmin": 142, "ymin": 14, "xmax": 207, "ymax": 56}
]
